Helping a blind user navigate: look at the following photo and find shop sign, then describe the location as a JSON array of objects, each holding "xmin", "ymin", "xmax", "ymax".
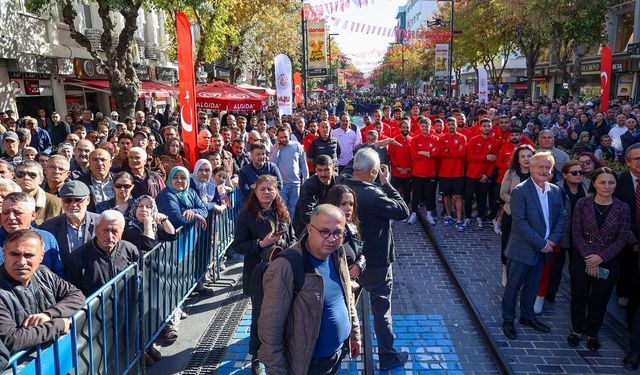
[
  {"xmin": 134, "ymin": 64, "xmax": 151, "ymax": 81},
  {"xmin": 581, "ymin": 62, "xmax": 600, "ymax": 73},
  {"xmin": 155, "ymin": 67, "xmax": 177, "ymax": 82},
  {"xmin": 74, "ymin": 58, "xmax": 107, "ymax": 79},
  {"xmin": 533, "ymin": 68, "xmax": 545, "ymax": 77},
  {"xmin": 516, "ymin": 76, "xmax": 528, "ymax": 83},
  {"xmin": 611, "ymin": 59, "xmax": 627, "ymax": 73},
  {"xmin": 628, "ymin": 42, "xmax": 640, "ymax": 56},
  {"xmin": 10, "ymin": 73, "xmax": 53, "ymax": 97}
]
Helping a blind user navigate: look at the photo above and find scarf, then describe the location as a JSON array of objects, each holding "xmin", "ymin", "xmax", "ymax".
[
  {"xmin": 167, "ymin": 166, "xmax": 190, "ymax": 206},
  {"xmin": 128, "ymin": 195, "xmax": 158, "ymax": 233},
  {"xmin": 192, "ymin": 159, "xmax": 217, "ymax": 202}
]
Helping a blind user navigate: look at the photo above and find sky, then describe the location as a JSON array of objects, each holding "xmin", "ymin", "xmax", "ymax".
[{"xmin": 306, "ymin": 0, "xmax": 402, "ymax": 74}]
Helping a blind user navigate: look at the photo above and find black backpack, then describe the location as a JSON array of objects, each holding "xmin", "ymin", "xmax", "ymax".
[{"xmin": 250, "ymin": 247, "xmax": 306, "ymax": 336}]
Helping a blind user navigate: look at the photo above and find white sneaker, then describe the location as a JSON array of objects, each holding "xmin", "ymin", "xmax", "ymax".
[
  {"xmin": 534, "ymin": 295, "xmax": 545, "ymax": 314},
  {"xmin": 492, "ymin": 219, "xmax": 502, "ymax": 234},
  {"xmin": 619, "ymin": 297, "xmax": 629, "ymax": 307},
  {"xmin": 462, "ymin": 218, "xmax": 471, "ymax": 228},
  {"xmin": 408, "ymin": 213, "xmax": 417, "ymax": 225},
  {"xmin": 501, "ymin": 265, "xmax": 507, "ymax": 287},
  {"xmin": 425, "ymin": 213, "xmax": 436, "ymax": 226},
  {"xmin": 476, "ymin": 217, "xmax": 483, "ymax": 229}
]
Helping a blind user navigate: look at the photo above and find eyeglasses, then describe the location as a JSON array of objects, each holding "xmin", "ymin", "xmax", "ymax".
[
  {"xmin": 567, "ymin": 170, "xmax": 584, "ymax": 176},
  {"xmin": 115, "ymin": 183, "xmax": 133, "ymax": 189},
  {"xmin": 15, "ymin": 171, "xmax": 38, "ymax": 179},
  {"xmin": 62, "ymin": 197, "xmax": 85, "ymax": 204},
  {"xmin": 310, "ymin": 224, "xmax": 345, "ymax": 240}
]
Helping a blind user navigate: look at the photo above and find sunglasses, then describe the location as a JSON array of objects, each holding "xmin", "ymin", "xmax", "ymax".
[
  {"xmin": 62, "ymin": 197, "xmax": 85, "ymax": 204},
  {"xmin": 115, "ymin": 183, "xmax": 133, "ymax": 189},
  {"xmin": 15, "ymin": 171, "xmax": 38, "ymax": 179},
  {"xmin": 567, "ymin": 170, "xmax": 584, "ymax": 176}
]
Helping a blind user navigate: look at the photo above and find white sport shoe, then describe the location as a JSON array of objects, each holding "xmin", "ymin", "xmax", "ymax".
[
  {"xmin": 619, "ymin": 297, "xmax": 629, "ymax": 307},
  {"xmin": 408, "ymin": 212, "xmax": 417, "ymax": 224},
  {"xmin": 476, "ymin": 217, "xmax": 483, "ymax": 229},
  {"xmin": 425, "ymin": 212, "xmax": 436, "ymax": 226},
  {"xmin": 501, "ymin": 265, "xmax": 507, "ymax": 287},
  {"xmin": 492, "ymin": 219, "xmax": 502, "ymax": 234},
  {"xmin": 534, "ymin": 295, "xmax": 545, "ymax": 314},
  {"xmin": 462, "ymin": 218, "xmax": 471, "ymax": 228}
]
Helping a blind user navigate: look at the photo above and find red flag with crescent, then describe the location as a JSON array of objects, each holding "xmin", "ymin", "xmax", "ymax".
[
  {"xmin": 176, "ymin": 11, "xmax": 198, "ymax": 168},
  {"xmin": 600, "ymin": 45, "xmax": 612, "ymax": 113}
]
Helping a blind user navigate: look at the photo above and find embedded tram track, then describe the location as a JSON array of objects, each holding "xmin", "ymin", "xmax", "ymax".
[{"xmin": 415, "ymin": 213, "xmax": 515, "ymax": 375}]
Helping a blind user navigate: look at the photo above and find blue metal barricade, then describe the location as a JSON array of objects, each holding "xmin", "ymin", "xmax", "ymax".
[{"xmin": 5, "ymin": 189, "xmax": 242, "ymax": 374}]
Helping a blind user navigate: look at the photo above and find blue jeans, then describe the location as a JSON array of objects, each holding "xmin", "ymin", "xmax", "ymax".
[
  {"xmin": 502, "ymin": 256, "xmax": 544, "ymax": 322},
  {"xmin": 280, "ymin": 183, "xmax": 300, "ymax": 217}
]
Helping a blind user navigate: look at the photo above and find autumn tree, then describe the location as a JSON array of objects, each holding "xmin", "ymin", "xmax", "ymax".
[{"xmin": 26, "ymin": 0, "xmax": 149, "ymax": 117}]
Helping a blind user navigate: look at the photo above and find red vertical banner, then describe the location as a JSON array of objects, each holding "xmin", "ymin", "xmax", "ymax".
[
  {"xmin": 293, "ymin": 72, "xmax": 303, "ymax": 106},
  {"xmin": 176, "ymin": 12, "xmax": 198, "ymax": 168},
  {"xmin": 600, "ymin": 45, "xmax": 612, "ymax": 113}
]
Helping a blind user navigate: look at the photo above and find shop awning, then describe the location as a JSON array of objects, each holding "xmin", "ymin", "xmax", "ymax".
[
  {"xmin": 512, "ymin": 83, "xmax": 528, "ymax": 90},
  {"xmin": 66, "ymin": 79, "xmax": 178, "ymax": 98}
]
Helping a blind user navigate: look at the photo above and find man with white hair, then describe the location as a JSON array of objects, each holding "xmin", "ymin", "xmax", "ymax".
[
  {"xmin": 40, "ymin": 181, "xmax": 99, "ymax": 261},
  {"xmin": 63, "ymin": 209, "xmax": 139, "ymax": 296},
  {"xmin": 345, "ymin": 148, "xmax": 410, "ymax": 371}
]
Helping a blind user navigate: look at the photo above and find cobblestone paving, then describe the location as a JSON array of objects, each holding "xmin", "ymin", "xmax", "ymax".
[{"xmin": 424, "ymin": 210, "xmax": 631, "ymax": 375}]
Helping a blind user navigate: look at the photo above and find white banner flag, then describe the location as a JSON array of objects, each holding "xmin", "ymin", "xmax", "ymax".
[
  {"xmin": 275, "ymin": 54, "xmax": 293, "ymax": 116},
  {"xmin": 434, "ymin": 44, "xmax": 449, "ymax": 79},
  {"xmin": 478, "ymin": 67, "xmax": 488, "ymax": 103}
]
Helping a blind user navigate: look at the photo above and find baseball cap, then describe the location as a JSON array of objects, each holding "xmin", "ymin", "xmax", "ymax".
[
  {"xmin": 3, "ymin": 131, "xmax": 18, "ymax": 141},
  {"xmin": 110, "ymin": 111, "xmax": 119, "ymax": 117}
]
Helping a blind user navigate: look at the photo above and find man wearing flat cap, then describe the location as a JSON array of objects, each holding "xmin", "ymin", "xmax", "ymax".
[{"xmin": 40, "ymin": 181, "xmax": 99, "ymax": 261}]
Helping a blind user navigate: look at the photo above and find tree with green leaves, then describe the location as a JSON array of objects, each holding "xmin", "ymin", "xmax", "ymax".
[{"xmin": 26, "ymin": 0, "xmax": 147, "ymax": 117}]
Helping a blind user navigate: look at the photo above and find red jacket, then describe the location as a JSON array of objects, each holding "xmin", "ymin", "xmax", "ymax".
[
  {"xmin": 410, "ymin": 133, "xmax": 440, "ymax": 178},
  {"xmin": 496, "ymin": 142, "xmax": 516, "ymax": 184},
  {"xmin": 388, "ymin": 134, "xmax": 413, "ymax": 178},
  {"xmin": 303, "ymin": 133, "xmax": 318, "ymax": 172},
  {"xmin": 409, "ymin": 116, "xmax": 421, "ymax": 136},
  {"xmin": 465, "ymin": 134, "xmax": 501, "ymax": 179},
  {"xmin": 438, "ymin": 132, "xmax": 467, "ymax": 178}
]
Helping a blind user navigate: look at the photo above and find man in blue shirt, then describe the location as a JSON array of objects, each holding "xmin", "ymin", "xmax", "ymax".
[
  {"xmin": 238, "ymin": 143, "xmax": 282, "ymax": 201},
  {"xmin": 259, "ymin": 204, "xmax": 360, "ymax": 374},
  {"xmin": 24, "ymin": 117, "xmax": 52, "ymax": 154}
]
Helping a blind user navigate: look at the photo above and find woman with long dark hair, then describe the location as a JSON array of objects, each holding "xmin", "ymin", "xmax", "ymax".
[
  {"xmin": 499, "ymin": 144, "xmax": 535, "ymax": 286},
  {"xmin": 230, "ymin": 175, "xmax": 295, "ymax": 373},
  {"xmin": 326, "ymin": 184, "xmax": 366, "ymax": 287},
  {"xmin": 569, "ymin": 167, "xmax": 630, "ymax": 350}
]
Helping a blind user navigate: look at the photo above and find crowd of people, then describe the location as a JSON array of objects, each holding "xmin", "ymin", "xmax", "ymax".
[{"xmin": 0, "ymin": 92, "xmax": 640, "ymax": 374}]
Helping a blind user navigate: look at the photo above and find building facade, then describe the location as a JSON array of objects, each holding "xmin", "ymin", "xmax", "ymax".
[{"xmin": 0, "ymin": 0, "xmax": 177, "ymax": 118}]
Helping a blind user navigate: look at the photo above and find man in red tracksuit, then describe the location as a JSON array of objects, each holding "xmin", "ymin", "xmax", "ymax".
[
  {"xmin": 388, "ymin": 108, "xmax": 403, "ymax": 135},
  {"xmin": 409, "ymin": 105, "xmax": 421, "ymax": 136},
  {"xmin": 438, "ymin": 117, "xmax": 467, "ymax": 230},
  {"xmin": 493, "ymin": 126, "xmax": 525, "ymax": 234},
  {"xmin": 463, "ymin": 118, "xmax": 501, "ymax": 230},
  {"xmin": 388, "ymin": 120, "xmax": 413, "ymax": 205},
  {"xmin": 409, "ymin": 117, "xmax": 440, "ymax": 225}
]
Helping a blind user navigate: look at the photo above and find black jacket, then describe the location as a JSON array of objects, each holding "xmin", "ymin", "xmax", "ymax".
[
  {"xmin": 344, "ymin": 179, "xmax": 409, "ymax": 268},
  {"xmin": 50, "ymin": 121, "xmax": 71, "ymax": 146},
  {"xmin": 231, "ymin": 208, "xmax": 296, "ymax": 295},
  {"xmin": 63, "ymin": 239, "xmax": 140, "ymax": 296},
  {"xmin": 0, "ymin": 265, "xmax": 85, "ymax": 353},
  {"xmin": 122, "ymin": 221, "xmax": 176, "ymax": 253},
  {"xmin": 307, "ymin": 137, "xmax": 341, "ymax": 165},
  {"xmin": 292, "ymin": 174, "xmax": 341, "ymax": 236}
]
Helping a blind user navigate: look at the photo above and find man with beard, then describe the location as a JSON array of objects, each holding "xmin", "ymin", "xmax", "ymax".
[
  {"xmin": 238, "ymin": 143, "xmax": 282, "ymax": 201},
  {"xmin": 292, "ymin": 155, "xmax": 339, "ymax": 236},
  {"xmin": 40, "ymin": 181, "xmax": 99, "ymax": 260},
  {"xmin": 269, "ymin": 128, "xmax": 308, "ymax": 216},
  {"xmin": 388, "ymin": 120, "xmax": 413, "ymax": 205},
  {"xmin": 69, "ymin": 139, "xmax": 94, "ymax": 179},
  {"xmin": 409, "ymin": 118, "xmax": 440, "ymax": 225},
  {"xmin": 438, "ymin": 117, "xmax": 467, "ymax": 231}
]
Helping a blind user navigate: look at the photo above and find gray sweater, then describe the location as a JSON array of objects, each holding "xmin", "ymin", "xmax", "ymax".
[{"xmin": 269, "ymin": 142, "xmax": 309, "ymax": 185}]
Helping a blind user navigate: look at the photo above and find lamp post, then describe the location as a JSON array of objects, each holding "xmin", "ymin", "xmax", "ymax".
[
  {"xmin": 426, "ymin": 0, "xmax": 455, "ymax": 97},
  {"xmin": 328, "ymin": 33, "xmax": 339, "ymax": 89}
]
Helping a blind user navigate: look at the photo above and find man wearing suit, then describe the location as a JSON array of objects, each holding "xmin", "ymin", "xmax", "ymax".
[
  {"xmin": 621, "ymin": 118, "xmax": 640, "ymax": 157},
  {"xmin": 615, "ymin": 143, "xmax": 640, "ymax": 369},
  {"xmin": 40, "ymin": 181, "xmax": 98, "ymax": 261},
  {"xmin": 502, "ymin": 151, "xmax": 567, "ymax": 339}
]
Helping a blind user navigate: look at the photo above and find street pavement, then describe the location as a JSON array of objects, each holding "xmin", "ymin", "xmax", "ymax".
[
  {"xmin": 146, "ymin": 211, "xmax": 634, "ymax": 374},
  {"xmin": 424, "ymin": 208, "xmax": 632, "ymax": 375}
]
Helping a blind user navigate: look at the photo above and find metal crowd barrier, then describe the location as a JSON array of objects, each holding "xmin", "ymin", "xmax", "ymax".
[{"xmin": 5, "ymin": 189, "xmax": 242, "ymax": 375}]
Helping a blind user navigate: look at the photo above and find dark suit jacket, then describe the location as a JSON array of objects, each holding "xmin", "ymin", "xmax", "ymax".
[
  {"xmin": 39, "ymin": 212, "xmax": 100, "ymax": 261},
  {"xmin": 77, "ymin": 171, "xmax": 115, "ymax": 213},
  {"xmin": 621, "ymin": 131, "xmax": 640, "ymax": 156},
  {"xmin": 615, "ymin": 171, "xmax": 637, "ymax": 225},
  {"xmin": 505, "ymin": 178, "xmax": 567, "ymax": 266}
]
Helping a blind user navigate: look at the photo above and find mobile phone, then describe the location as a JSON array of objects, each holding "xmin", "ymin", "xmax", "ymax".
[{"xmin": 585, "ymin": 267, "xmax": 610, "ymax": 279}]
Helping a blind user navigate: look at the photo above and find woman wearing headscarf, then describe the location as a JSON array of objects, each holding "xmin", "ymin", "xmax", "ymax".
[
  {"xmin": 156, "ymin": 166, "xmax": 208, "ymax": 229},
  {"xmin": 190, "ymin": 159, "xmax": 226, "ymax": 214},
  {"xmin": 160, "ymin": 137, "xmax": 189, "ymax": 173},
  {"xmin": 123, "ymin": 195, "xmax": 176, "ymax": 252}
]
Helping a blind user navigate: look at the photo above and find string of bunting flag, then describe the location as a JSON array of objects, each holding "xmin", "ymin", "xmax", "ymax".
[
  {"xmin": 303, "ymin": 0, "xmax": 375, "ymax": 21},
  {"xmin": 327, "ymin": 16, "xmax": 452, "ymax": 42}
]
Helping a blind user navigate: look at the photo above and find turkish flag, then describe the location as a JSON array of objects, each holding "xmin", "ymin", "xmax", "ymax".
[
  {"xmin": 176, "ymin": 11, "xmax": 198, "ymax": 168},
  {"xmin": 600, "ymin": 45, "xmax": 612, "ymax": 113}
]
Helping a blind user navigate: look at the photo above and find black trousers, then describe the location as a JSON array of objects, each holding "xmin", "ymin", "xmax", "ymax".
[
  {"xmin": 391, "ymin": 176, "xmax": 412, "ymax": 206},
  {"xmin": 500, "ymin": 213, "xmax": 512, "ymax": 265},
  {"xmin": 569, "ymin": 251, "xmax": 620, "ymax": 337},
  {"xmin": 487, "ymin": 171, "xmax": 500, "ymax": 219},
  {"xmin": 412, "ymin": 177, "xmax": 438, "ymax": 211},
  {"xmin": 617, "ymin": 245, "xmax": 638, "ymax": 300},
  {"xmin": 464, "ymin": 177, "xmax": 491, "ymax": 219},
  {"xmin": 308, "ymin": 345, "xmax": 348, "ymax": 375},
  {"xmin": 632, "ymin": 305, "xmax": 640, "ymax": 353}
]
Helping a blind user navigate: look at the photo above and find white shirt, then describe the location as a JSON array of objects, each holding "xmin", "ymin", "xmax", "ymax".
[
  {"xmin": 533, "ymin": 181, "xmax": 551, "ymax": 239},
  {"xmin": 609, "ymin": 125, "xmax": 629, "ymax": 154},
  {"xmin": 331, "ymin": 127, "xmax": 360, "ymax": 166}
]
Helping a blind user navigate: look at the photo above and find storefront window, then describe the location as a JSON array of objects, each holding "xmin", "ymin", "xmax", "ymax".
[{"xmin": 615, "ymin": 11, "xmax": 634, "ymax": 53}]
